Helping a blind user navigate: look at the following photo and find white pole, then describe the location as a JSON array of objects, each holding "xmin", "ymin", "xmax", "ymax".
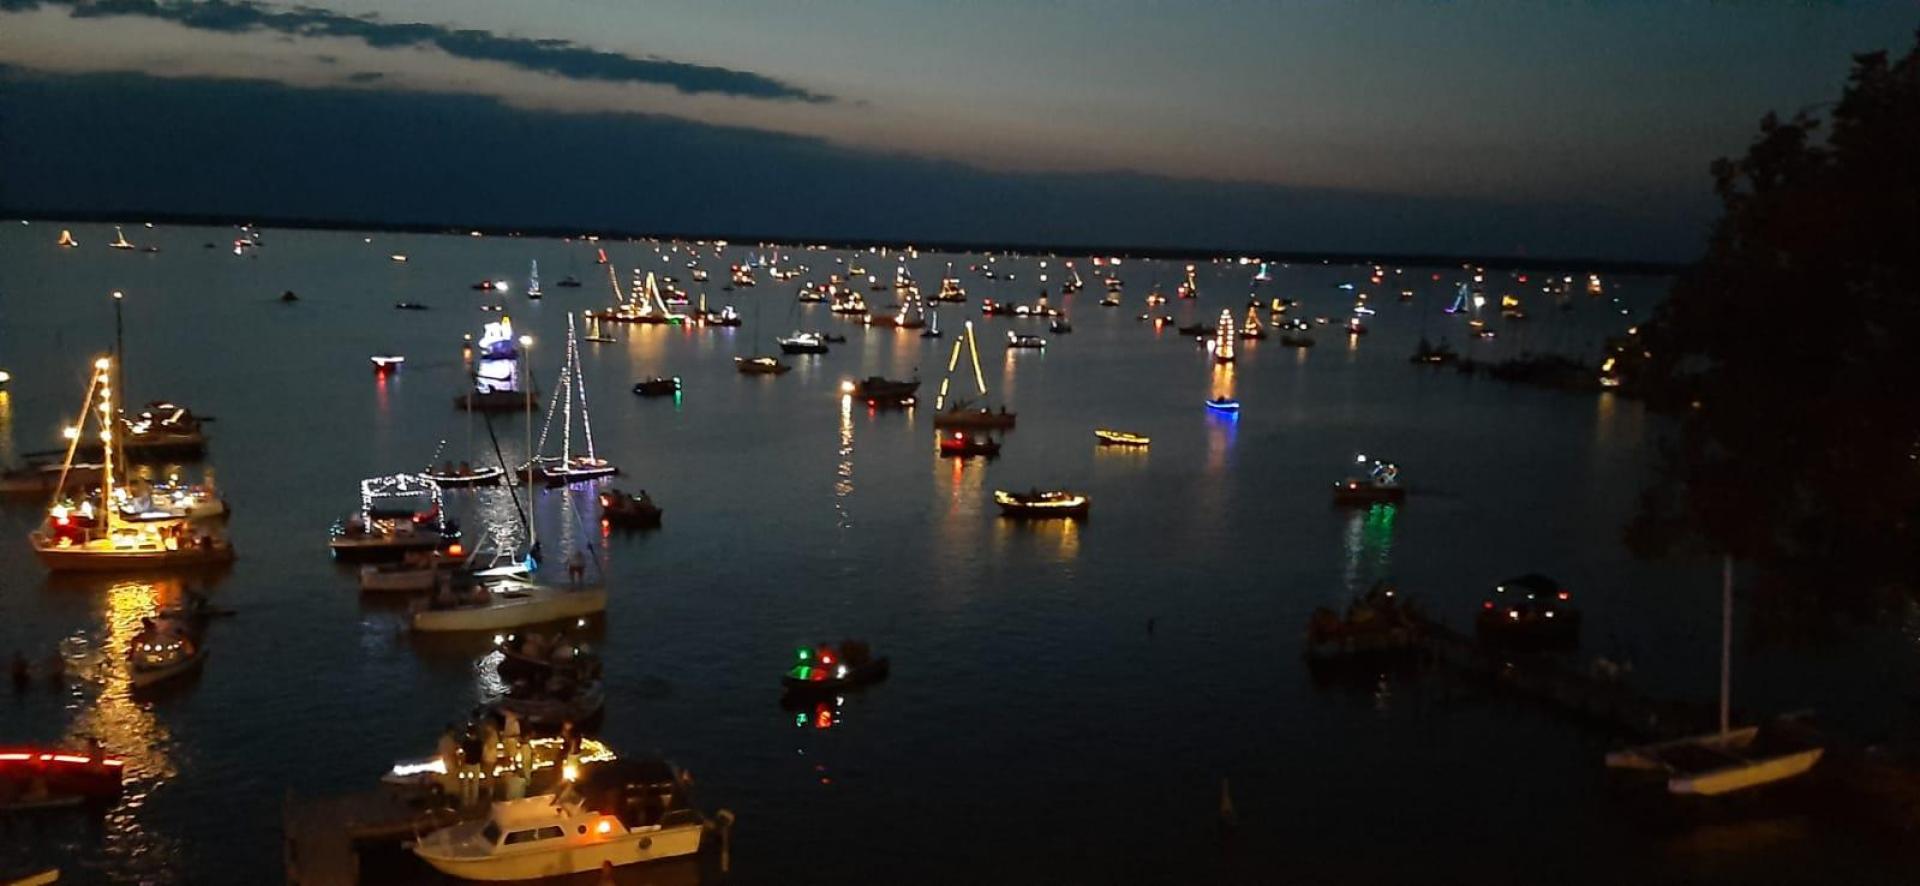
[{"xmin": 1720, "ymin": 554, "xmax": 1733, "ymax": 736}]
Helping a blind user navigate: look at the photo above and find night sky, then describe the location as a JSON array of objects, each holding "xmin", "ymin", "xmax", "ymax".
[{"xmin": 1, "ymin": 0, "xmax": 1912, "ymax": 260}]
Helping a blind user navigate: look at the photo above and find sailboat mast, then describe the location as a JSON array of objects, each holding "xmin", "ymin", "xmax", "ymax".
[
  {"xmin": 1720, "ymin": 555, "xmax": 1733, "ymax": 736},
  {"xmin": 95, "ymin": 356, "xmax": 116, "ymax": 534}
]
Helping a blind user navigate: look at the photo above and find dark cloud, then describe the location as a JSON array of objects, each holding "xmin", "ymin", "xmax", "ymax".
[
  {"xmin": 0, "ymin": 65, "xmax": 1701, "ymax": 260},
  {"xmin": 344, "ymin": 70, "xmax": 381, "ymax": 83},
  {"xmin": 7, "ymin": 0, "xmax": 831, "ymax": 101}
]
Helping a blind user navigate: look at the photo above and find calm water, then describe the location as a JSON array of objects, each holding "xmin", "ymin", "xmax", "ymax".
[{"xmin": 1, "ymin": 222, "xmax": 1916, "ymax": 884}]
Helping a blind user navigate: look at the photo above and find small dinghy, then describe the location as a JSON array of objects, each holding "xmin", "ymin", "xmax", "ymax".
[{"xmin": 781, "ymin": 640, "xmax": 890, "ymax": 699}]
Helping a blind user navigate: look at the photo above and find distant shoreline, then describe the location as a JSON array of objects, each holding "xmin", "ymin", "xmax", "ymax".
[{"xmin": 3, "ymin": 207, "xmax": 1689, "ymax": 276}]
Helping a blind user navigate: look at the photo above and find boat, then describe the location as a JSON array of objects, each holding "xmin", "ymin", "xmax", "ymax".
[
  {"xmin": 422, "ymin": 461, "xmax": 506, "ymax": 489},
  {"xmin": 56, "ymin": 229, "xmax": 78, "ymax": 248},
  {"xmin": 1094, "ymin": 429, "xmax": 1150, "ymax": 448},
  {"xmin": 410, "ymin": 573, "xmax": 607, "ymax": 633},
  {"xmin": 525, "ymin": 260, "xmax": 542, "ymax": 300},
  {"xmin": 843, "ymin": 376, "xmax": 920, "ymax": 402},
  {"xmin": 390, "ymin": 254, "xmax": 408, "ymax": 262},
  {"xmin": 29, "ymin": 358, "xmax": 235, "ymax": 572},
  {"xmin": 557, "ymin": 274, "xmax": 583, "ymax": 288},
  {"xmin": 993, "ymin": 488, "xmax": 1090, "ymax": 519},
  {"xmin": 1049, "ymin": 317, "xmax": 1073, "ymax": 334},
  {"xmin": 329, "ymin": 474, "xmax": 458, "ymax": 561},
  {"xmin": 0, "ymin": 746, "xmax": 123, "ymax": 812},
  {"xmin": 1176, "ymin": 264, "xmax": 1199, "ymax": 299},
  {"xmin": 1062, "ymin": 263, "xmax": 1085, "ymax": 294},
  {"xmin": 109, "ymin": 227, "xmax": 134, "ymax": 250},
  {"xmin": 1240, "ymin": 305, "xmax": 1266, "ymax": 340},
  {"xmin": 358, "ymin": 549, "xmax": 462, "ymax": 593},
  {"xmin": 394, "ymin": 301, "xmax": 429, "ymax": 311},
  {"xmin": 370, "ymin": 355, "xmax": 404, "ymax": 374},
  {"xmin": 1006, "ymin": 332, "xmax": 1047, "ymax": 350},
  {"xmin": 796, "ymin": 281, "xmax": 827, "ymax": 303},
  {"xmin": 1213, "ymin": 309, "xmax": 1236, "ymax": 363},
  {"xmin": 128, "ymin": 614, "xmax": 206, "ymax": 688},
  {"xmin": 829, "ymin": 287, "xmax": 868, "ymax": 315},
  {"xmin": 1279, "ymin": 330, "xmax": 1317, "ymax": 348},
  {"xmin": 1175, "ymin": 322, "xmax": 1211, "ymax": 337},
  {"xmin": 979, "ymin": 299, "xmax": 1017, "ymax": 317},
  {"xmin": 1305, "ymin": 581, "xmax": 1423, "ymax": 663},
  {"xmin": 595, "ymin": 270, "xmax": 684, "ymax": 325},
  {"xmin": 932, "ymin": 321, "xmax": 1017, "ymax": 429},
  {"xmin": 777, "ymin": 331, "xmax": 829, "ymax": 355},
  {"xmin": 599, "ymin": 489, "xmax": 662, "ymax": 529},
  {"xmin": 76, "ymin": 401, "xmax": 208, "ymax": 461},
  {"xmin": 1331, "ymin": 455, "xmax": 1406, "ymax": 505},
  {"xmin": 523, "ymin": 316, "xmax": 620, "ymax": 486},
  {"xmin": 1474, "ymin": 574, "xmax": 1580, "ymax": 649},
  {"xmin": 935, "ymin": 264, "xmax": 967, "ymax": 302},
  {"xmin": 1098, "ymin": 293, "xmax": 1121, "ymax": 307},
  {"xmin": 1410, "ymin": 337, "xmax": 1458, "ymax": 365},
  {"xmin": 735, "ymin": 356, "xmax": 791, "ymax": 375},
  {"xmin": 781, "ymin": 641, "xmax": 890, "ymax": 698},
  {"xmin": 938, "ymin": 430, "xmax": 1000, "ymax": 459},
  {"xmin": 411, "ymin": 759, "xmax": 707, "ymax": 880},
  {"xmin": 1604, "ymin": 559, "xmax": 1824, "ymax": 795},
  {"xmin": 1, "ymin": 461, "xmax": 101, "ymax": 498},
  {"xmin": 1205, "ymin": 397, "xmax": 1241, "ymax": 413},
  {"xmin": 117, "ymin": 476, "xmax": 228, "ymax": 522},
  {"xmin": 631, "ymin": 377, "xmax": 682, "ymax": 398}
]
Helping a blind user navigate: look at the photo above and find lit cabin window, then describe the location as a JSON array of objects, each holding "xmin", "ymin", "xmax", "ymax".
[
  {"xmin": 535, "ymin": 826, "xmax": 565, "ymax": 841},
  {"xmin": 504, "ymin": 829, "xmax": 540, "ymax": 845}
]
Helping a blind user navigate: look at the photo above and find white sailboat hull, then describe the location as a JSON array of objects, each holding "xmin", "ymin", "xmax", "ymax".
[
  {"xmin": 411, "ymin": 586, "xmax": 606, "ymax": 632},
  {"xmin": 1670, "ymin": 747, "xmax": 1823, "ymax": 796}
]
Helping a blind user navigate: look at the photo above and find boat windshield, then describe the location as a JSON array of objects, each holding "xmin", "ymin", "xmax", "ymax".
[{"xmin": 481, "ymin": 821, "xmax": 502, "ymax": 845}]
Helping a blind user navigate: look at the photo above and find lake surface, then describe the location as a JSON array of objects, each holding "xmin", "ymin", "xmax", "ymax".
[{"xmin": 1, "ymin": 222, "xmax": 1915, "ymax": 884}]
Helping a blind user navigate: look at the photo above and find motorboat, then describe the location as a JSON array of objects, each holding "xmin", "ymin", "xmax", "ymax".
[
  {"xmin": 842, "ymin": 376, "xmax": 920, "ymax": 401},
  {"xmin": 938, "ymin": 430, "xmax": 1000, "ymax": 459},
  {"xmin": 411, "ymin": 575, "xmax": 607, "ymax": 633},
  {"xmin": 599, "ymin": 489, "xmax": 662, "ymax": 529},
  {"xmin": 631, "ymin": 377, "xmax": 682, "ymax": 398},
  {"xmin": 1475, "ymin": 574, "xmax": 1581, "ymax": 649},
  {"xmin": 129, "ymin": 615, "xmax": 206, "ymax": 688},
  {"xmin": 781, "ymin": 641, "xmax": 890, "ymax": 699},
  {"xmin": 1093, "ymin": 429, "xmax": 1150, "ymax": 448},
  {"xmin": 330, "ymin": 474, "xmax": 458, "ymax": 561},
  {"xmin": 422, "ymin": 462, "xmax": 506, "ymax": 488},
  {"xmin": 370, "ymin": 355, "xmax": 404, "ymax": 373},
  {"xmin": 411, "ymin": 759, "xmax": 707, "ymax": 880},
  {"xmin": 697, "ymin": 305, "xmax": 741, "ymax": 327},
  {"xmin": 0, "ymin": 746, "xmax": 124, "ymax": 812},
  {"xmin": 394, "ymin": 302, "xmax": 430, "ymax": 311},
  {"xmin": 1006, "ymin": 332, "xmax": 1047, "ymax": 350},
  {"xmin": 777, "ymin": 332, "xmax": 830, "ymax": 355},
  {"xmin": 1331, "ymin": 455, "xmax": 1406, "ymax": 505},
  {"xmin": 359, "ymin": 549, "xmax": 464, "ymax": 593},
  {"xmin": 1205, "ymin": 397, "xmax": 1241, "ymax": 413},
  {"xmin": 735, "ymin": 356, "xmax": 791, "ymax": 375},
  {"xmin": 1049, "ymin": 318, "xmax": 1073, "ymax": 334},
  {"xmin": 933, "ymin": 403, "xmax": 1016, "ymax": 430},
  {"xmin": 993, "ymin": 488, "xmax": 1090, "ymax": 519},
  {"xmin": 117, "ymin": 478, "xmax": 229, "ymax": 522}
]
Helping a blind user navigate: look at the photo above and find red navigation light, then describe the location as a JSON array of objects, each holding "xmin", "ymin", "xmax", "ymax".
[
  {"xmin": 1556, "ymin": 590, "xmax": 1570, "ymax": 601},
  {"xmin": 1482, "ymin": 600, "xmax": 1493, "ymax": 610}
]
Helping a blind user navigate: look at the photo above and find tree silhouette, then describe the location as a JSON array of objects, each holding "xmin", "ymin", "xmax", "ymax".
[{"xmin": 1628, "ymin": 33, "xmax": 1920, "ymax": 610}]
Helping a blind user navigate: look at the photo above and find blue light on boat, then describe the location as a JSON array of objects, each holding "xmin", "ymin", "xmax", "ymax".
[{"xmin": 1205, "ymin": 398, "xmax": 1241, "ymax": 413}]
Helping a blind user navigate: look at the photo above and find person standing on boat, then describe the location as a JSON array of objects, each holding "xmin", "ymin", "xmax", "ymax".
[
  {"xmin": 500, "ymin": 709, "xmax": 522, "ymax": 768},
  {"xmin": 435, "ymin": 724, "xmax": 460, "ymax": 798}
]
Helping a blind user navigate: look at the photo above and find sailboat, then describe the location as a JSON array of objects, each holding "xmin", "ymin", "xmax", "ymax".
[
  {"xmin": 1213, "ymin": 310, "xmax": 1236, "ymax": 363},
  {"xmin": 936, "ymin": 263, "xmax": 968, "ymax": 303},
  {"xmin": 523, "ymin": 315, "xmax": 619, "ymax": 486},
  {"xmin": 932, "ymin": 321, "xmax": 1015, "ymax": 430},
  {"xmin": 1604, "ymin": 558, "xmax": 1824, "ymax": 795},
  {"xmin": 595, "ymin": 268, "xmax": 681, "ymax": 325},
  {"xmin": 109, "ymin": 227, "xmax": 134, "ymax": 250},
  {"xmin": 1241, "ymin": 305, "xmax": 1267, "ymax": 339},
  {"xmin": 1177, "ymin": 264, "xmax": 1200, "ymax": 300},
  {"xmin": 581, "ymin": 310, "xmax": 616, "ymax": 343},
  {"xmin": 57, "ymin": 229, "xmax": 79, "ymax": 248},
  {"xmin": 738, "ymin": 295, "xmax": 792, "ymax": 374},
  {"xmin": 29, "ymin": 356, "xmax": 236, "ymax": 571},
  {"xmin": 526, "ymin": 260, "xmax": 542, "ymax": 300},
  {"xmin": 1062, "ymin": 263, "xmax": 1084, "ymax": 294},
  {"xmin": 921, "ymin": 305, "xmax": 943, "ymax": 338}
]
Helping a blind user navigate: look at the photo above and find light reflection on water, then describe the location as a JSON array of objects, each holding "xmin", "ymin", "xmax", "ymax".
[
  {"xmin": 52, "ymin": 578, "xmax": 185, "ymax": 883},
  {"xmin": 835, "ymin": 394, "xmax": 854, "ymax": 529},
  {"xmin": 1339, "ymin": 503, "xmax": 1398, "ymax": 599}
]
